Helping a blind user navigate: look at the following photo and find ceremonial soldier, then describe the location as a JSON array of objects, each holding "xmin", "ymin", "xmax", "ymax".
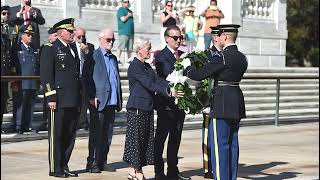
[
  {"xmin": 201, "ymin": 25, "xmax": 222, "ymax": 179},
  {"xmin": 184, "ymin": 24, "xmax": 248, "ymax": 180},
  {"xmin": 1, "ymin": 18, "xmax": 13, "ymax": 132},
  {"xmin": 40, "ymin": 18, "xmax": 81, "ymax": 178}
]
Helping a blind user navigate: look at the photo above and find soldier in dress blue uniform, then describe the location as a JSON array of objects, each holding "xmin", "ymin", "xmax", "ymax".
[
  {"xmin": 201, "ymin": 25, "xmax": 222, "ymax": 179},
  {"xmin": 11, "ymin": 24, "xmax": 39, "ymax": 134},
  {"xmin": 184, "ymin": 24, "xmax": 248, "ymax": 180},
  {"xmin": 40, "ymin": 18, "xmax": 82, "ymax": 178}
]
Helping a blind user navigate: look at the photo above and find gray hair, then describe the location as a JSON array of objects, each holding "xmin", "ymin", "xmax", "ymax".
[
  {"xmin": 98, "ymin": 28, "xmax": 113, "ymax": 38},
  {"xmin": 134, "ymin": 37, "xmax": 151, "ymax": 53}
]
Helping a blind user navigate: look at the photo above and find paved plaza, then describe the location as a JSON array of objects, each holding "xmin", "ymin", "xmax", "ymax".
[{"xmin": 1, "ymin": 122, "xmax": 319, "ymax": 180}]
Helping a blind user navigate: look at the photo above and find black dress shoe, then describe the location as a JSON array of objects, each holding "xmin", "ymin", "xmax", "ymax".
[
  {"xmin": 88, "ymin": 165, "xmax": 101, "ymax": 173},
  {"xmin": 64, "ymin": 169, "xmax": 78, "ymax": 177},
  {"xmin": 167, "ymin": 173, "xmax": 191, "ymax": 180},
  {"xmin": 204, "ymin": 172, "xmax": 214, "ymax": 179},
  {"xmin": 49, "ymin": 172, "xmax": 67, "ymax": 178},
  {"xmin": 155, "ymin": 174, "xmax": 166, "ymax": 180},
  {"xmin": 17, "ymin": 130, "xmax": 24, "ymax": 134}
]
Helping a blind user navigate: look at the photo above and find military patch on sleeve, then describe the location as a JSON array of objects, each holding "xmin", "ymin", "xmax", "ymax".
[{"xmin": 44, "ymin": 43, "xmax": 52, "ymax": 47}]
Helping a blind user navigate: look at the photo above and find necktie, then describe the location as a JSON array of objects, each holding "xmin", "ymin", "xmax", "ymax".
[
  {"xmin": 174, "ymin": 51, "xmax": 179, "ymax": 60},
  {"xmin": 68, "ymin": 44, "xmax": 75, "ymax": 57}
]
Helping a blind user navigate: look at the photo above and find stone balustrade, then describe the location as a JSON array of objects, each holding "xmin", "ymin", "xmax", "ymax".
[
  {"xmin": 32, "ymin": 0, "xmax": 62, "ymax": 6},
  {"xmin": 241, "ymin": 0, "xmax": 275, "ymax": 20}
]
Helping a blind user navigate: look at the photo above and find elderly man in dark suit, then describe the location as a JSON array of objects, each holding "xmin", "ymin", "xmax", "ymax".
[
  {"xmin": 10, "ymin": 0, "xmax": 45, "ymax": 50},
  {"xmin": 73, "ymin": 27, "xmax": 95, "ymax": 130},
  {"xmin": 40, "ymin": 18, "xmax": 82, "ymax": 178},
  {"xmin": 11, "ymin": 24, "xmax": 39, "ymax": 134},
  {"xmin": 154, "ymin": 25, "xmax": 191, "ymax": 180},
  {"xmin": 82, "ymin": 28, "xmax": 122, "ymax": 173}
]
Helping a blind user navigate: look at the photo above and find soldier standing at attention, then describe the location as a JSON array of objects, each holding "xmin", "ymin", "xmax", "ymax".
[
  {"xmin": 1, "ymin": 18, "xmax": 13, "ymax": 133},
  {"xmin": 184, "ymin": 24, "xmax": 247, "ymax": 180},
  {"xmin": 40, "ymin": 18, "xmax": 82, "ymax": 178}
]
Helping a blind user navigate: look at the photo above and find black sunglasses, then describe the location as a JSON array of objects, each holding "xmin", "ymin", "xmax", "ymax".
[
  {"xmin": 167, "ymin": 4, "xmax": 173, "ymax": 7},
  {"xmin": 168, "ymin": 35, "xmax": 183, "ymax": 41},
  {"xmin": 102, "ymin": 38, "xmax": 115, "ymax": 42},
  {"xmin": 1, "ymin": 12, "xmax": 10, "ymax": 15},
  {"xmin": 77, "ymin": 35, "xmax": 85, "ymax": 39},
  {"xmin": 123, "ymin": 1, "xmax": 129, "ymax": 3}
]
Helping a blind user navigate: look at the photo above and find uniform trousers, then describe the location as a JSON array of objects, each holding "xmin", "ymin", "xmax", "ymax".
[
  {"xmin": 154, "ymin": 109, "xmax": 185, "ymax": 175},
  {"xmin": 48, "ymin": 107, "xmax": 79, "ymax": 173},
  {"xmin": 1, "ymin": 82, "xmax": 9, "ymax": 128},
  {"xmin": 210, "ymin": 118, "xmax": 239, "ymax": 180},
  {"xmin": 87, "ymin": 105, "xmax": 115, "ymax": 169},
  {"xmin": 202, "ymin": 113, "xmax": 214, "ymax": 175},
  {"xmin": 14, "ymin": 89, "xmax": 36, "ymax": 131}
]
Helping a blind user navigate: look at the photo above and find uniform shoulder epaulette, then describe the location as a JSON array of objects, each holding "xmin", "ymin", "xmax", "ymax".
[{"xmin": 44, "ymin": 43, "xmax": 53, "ymax": 47}]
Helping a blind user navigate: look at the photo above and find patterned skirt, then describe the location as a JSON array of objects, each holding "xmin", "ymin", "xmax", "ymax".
[{"xmin": 123, "ymin": 109, "xmax": 155, "ymax": 168}]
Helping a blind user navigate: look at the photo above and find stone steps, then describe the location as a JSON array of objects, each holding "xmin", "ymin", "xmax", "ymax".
[{"xmin": 2, "ymin": 68, "xmax": 319, "ymax": 131}]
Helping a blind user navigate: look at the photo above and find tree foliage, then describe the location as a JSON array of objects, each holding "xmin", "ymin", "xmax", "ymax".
[{"xmin": 287, "ymin": 0, "xmax": 319, "ymax": 67}]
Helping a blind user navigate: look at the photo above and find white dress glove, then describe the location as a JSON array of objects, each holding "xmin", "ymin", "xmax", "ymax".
[{"xmin": 182, "ymin": 58, "xmax": 191, "ymax": 69}]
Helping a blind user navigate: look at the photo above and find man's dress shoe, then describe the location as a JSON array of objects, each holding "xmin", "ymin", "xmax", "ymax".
[
  {"xmin": 64, "ymin": 169, "xmax": 78, "ymax": 177},
  {"xmin": 49, "ymin": 172, "xmax": 67, "ymax": 178},
  {"xmin": 167, "ymin": 172, "xmax": 191, "ymax": 180}
]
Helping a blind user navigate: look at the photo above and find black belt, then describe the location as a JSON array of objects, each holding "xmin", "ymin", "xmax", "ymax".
[{"xmin": 217, "ymin": 81, "xmax": 239, "ymax": 86}]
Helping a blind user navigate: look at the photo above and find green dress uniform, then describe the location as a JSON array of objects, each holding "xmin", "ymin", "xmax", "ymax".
[{"xmin": 40, "ymin": 18, "xmax": 80, "ymax": 177}]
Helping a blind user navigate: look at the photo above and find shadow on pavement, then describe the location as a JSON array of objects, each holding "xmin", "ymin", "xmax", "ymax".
[{"xmin": 178, "ymin": 161, "xmax": 302, "ymax": 180}]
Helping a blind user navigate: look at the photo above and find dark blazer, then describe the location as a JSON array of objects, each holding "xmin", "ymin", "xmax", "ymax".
[
  {"xmin": 126, "ymin": 58, "xmax": 170, "ymax": 112},
  {"xmin": 12, "ymin": 42, "xmax": 39, "ymax": 90},
  {"xmin": 10, "ymin": 5, "xmax": 45, "ymax": 50},
  {"xmin": 40, "ymin": 39, "xmax": 81, "ymax": 108},
  {"xmin": 82, "ymin": 48, "xmax": 122, "ymax": 112},
  {"xmin": 184, "ymin": 45, "xmax": 248, "ymax": 120},
  {"xmin": 154, "ymin": 46, "xmax": 184, "ymax": 110}
]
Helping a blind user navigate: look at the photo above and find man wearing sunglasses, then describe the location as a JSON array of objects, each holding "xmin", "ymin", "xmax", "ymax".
[
  {"xmin": 40, "ymin": 18, "xmax": 83, "ymax": 178},
  {"xmin": 154, "ymin": 25, "xmax": 191, "ymax": 180},
  {"xmin": 82, "ymin": 28, "xmax": 122, "ymax": 173},
  {"xmin": 116, "ymin": 0, "xmax": 134, "ymax": 65},
  {"xmin": 73, "ymin": 27, "xmax": 95, "ymax": 131}
]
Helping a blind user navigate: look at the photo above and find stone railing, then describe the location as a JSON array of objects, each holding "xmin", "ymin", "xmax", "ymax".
[
  {"xmin": 79, "ymin": 0, "xmax": 135, "ymax": 10},
  {"xmin": 241, "ymin": 0, "xmax": 275, "ymax": 20},
  {"xmin": 32, "ymin": 0, "xmax": 62, "ymax": 6},
  {"xmin": 152, "ymin": 0, "xmax": 196, "ymax": 16}
]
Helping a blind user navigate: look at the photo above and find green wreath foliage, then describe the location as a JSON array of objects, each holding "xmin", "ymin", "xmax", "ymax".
[{"xmin": 173, "ymin": 50, "xmax": 211, "ymax": 114}]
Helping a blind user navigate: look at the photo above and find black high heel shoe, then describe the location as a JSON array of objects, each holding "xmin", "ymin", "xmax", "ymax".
[{"xmin": 128, "ymin": 173, "xmax": 136, "ymax": 180}]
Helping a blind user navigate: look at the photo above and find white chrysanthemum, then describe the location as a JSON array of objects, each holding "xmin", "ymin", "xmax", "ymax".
[
  {"xmin": 184, "ymin": 108, "xmax": 190, "ymax": 114},
  {"xmin": 194, "ymin": 48, "xmax": 202, "ymax": 53},
  {"xmin": 180, "ymin": 52, "xmax": 188, "ymax": 59}
]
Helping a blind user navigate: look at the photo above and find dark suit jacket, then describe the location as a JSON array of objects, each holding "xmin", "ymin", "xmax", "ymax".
[
  {"xmin": 154, "ymin": 46, "xmax": 184, "ymax": 110},
  {"xmin": 82, "ymin": 48, "xmax": 122, "ymax": 112},
  {"xmin": 184, "ymin": 45, "xmax": 248, "ymax": 120},
  {"xmin": 40, "ymin": 39, "xmax": 81, "ymax": 108},
  {"xmin": 10, "ymin": 5, "xmax": 45, "ymax": 50},
  {"xmin": 12, "ymin": 42, "xmax": 39, "ymax": 90},
  {"xmin": 126, "ymin": 58, "xmax": 170, "ymax": 112}
]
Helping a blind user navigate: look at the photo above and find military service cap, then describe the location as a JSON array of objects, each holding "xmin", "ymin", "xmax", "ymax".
[
  {"xmin": 20, "ymin": 24, "xmax": 34, "ymax": 34},
  {"xmin": 217, "ymin": 24, "xmax": 241, "ymax": 35},
  {"xmin": 47, "ymin": 27, "xmax": 57, "ymax": 34},
  {"xmin": 210, "ymin": 26, "xmax": 220, "ymax": 35},
  {"xmin": 53, "ymin": 18, "xmax": 75, "ymax": 31}
]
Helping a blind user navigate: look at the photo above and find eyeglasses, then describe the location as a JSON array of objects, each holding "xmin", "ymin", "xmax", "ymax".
[
  {"xmin": 168, "ymin": 35, "xmax": 183, "ymax": 41},
  {"xmin": 1, "ymin": 12, "xmax": 10, "ymax": 16},
  {"xmin": 166, "ymin": 4, "xmax": 173, "ymax": 7},
  {"xmin": 123, "ymin": 1, "xmax": 129, "ymax": 3},
  {"xmin": 77, "ymin": 35, "xmax": 85, "ymax": 39},
  {"xmin": 102, "ymin": 37, "xmax": 115, "ymax": 43}
]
